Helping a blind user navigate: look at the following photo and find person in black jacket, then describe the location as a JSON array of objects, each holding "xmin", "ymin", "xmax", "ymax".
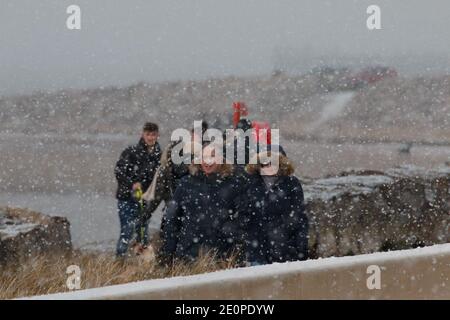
[
  {"xmin": 238, "ymin": 147, "xmax": 308, "ymax": 265},
  {"xmin": 160, "ymin": 143, "xmax": 244, "ymax": 262},
  {"xmin": 114, "ymin": 122, "xmax": 161, "ymax": 257}
]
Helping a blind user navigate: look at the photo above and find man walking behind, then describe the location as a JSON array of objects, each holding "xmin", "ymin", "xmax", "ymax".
[{"xmin": 114, "ymin": 122, "xmax": 161, "ymax": 257}]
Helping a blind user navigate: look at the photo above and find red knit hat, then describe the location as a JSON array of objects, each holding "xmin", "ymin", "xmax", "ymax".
[{"xmin": 232, "ymin": 101, "xmax": 249, "ymax": 128}]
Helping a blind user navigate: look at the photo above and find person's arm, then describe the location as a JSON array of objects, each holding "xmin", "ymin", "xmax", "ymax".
[
  {"xmin": 114, "ymin": 147, "xmax": 138, "ymax": 185},
  {"xmin": 151, "ymin": 143, "xmax": 162, "ymax": 167},
  {"xmin": 287, "ymin": 178, "xmax": 309, "ymax": 261},
  {"xmin": 231, "ymin": 176, "xmax": 254, "ymax": 249},
  {"xmin": 159, "ymin": 186, "xmax": 184, "ymax": 260}
]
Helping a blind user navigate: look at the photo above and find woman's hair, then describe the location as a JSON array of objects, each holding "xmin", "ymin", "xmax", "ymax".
[
  {"xmin": 188, "ymin": 163, "xmax": 233, "ymax": 177},
  {"xmin": 245, "ymin": 152, "xmax": 295, "ymax": 176}
]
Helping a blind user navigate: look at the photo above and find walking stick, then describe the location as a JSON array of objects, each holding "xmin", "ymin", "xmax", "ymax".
[{"xmin": 133, "ymin": 186, "xmax": 146, "ymax": 247}]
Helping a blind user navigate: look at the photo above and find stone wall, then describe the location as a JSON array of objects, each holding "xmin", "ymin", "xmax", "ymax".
[
  {"xmin": 304, "ymin": 165, "xmax": 450, "ymax": 258},
  {"xmin": 0, "ymin": 207, "xmax": 72, "ymax": 266}
]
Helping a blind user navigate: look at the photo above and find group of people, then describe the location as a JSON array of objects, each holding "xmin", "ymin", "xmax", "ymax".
[{"xmin": 114, "ymin": 121, "xmax": 309, "ymax": 266}]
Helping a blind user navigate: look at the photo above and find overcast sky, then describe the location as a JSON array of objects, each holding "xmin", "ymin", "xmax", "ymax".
[{"xmin": 1, "ymin": 0, "xmax": 450, "ymax": 96}]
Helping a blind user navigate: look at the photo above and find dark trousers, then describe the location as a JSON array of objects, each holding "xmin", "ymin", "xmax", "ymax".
[{"xmin": 116, "ymin": 199, "xmax": 150, "ymax": 256}]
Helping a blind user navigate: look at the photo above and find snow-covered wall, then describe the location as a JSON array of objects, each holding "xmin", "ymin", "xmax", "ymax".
[{"xmin": 24, "ymin": 243, "xmax": 450, "ymax": 300}]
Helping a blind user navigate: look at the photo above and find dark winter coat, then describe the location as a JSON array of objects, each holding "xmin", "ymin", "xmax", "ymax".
[
  {"xmin": 160, "ymin": 165, "xmax": 245, "ymax": 261},
  {"xmin": 114, "ymin": 138, "xmax": 161, "ymax": 200},
  {"xmin": 237, "ymin": 174, "xmax": 308, "ymax": 264}
]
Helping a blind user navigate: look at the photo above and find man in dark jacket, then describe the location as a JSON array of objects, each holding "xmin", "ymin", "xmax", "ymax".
[
  {"xmin": 160, "ymin": 143, "xmax": 244, "ymax": 262},
  {"xmin": 114, "ymin": 122, "xmax": 161, "ymax": 257},
  {"xmin": 238, "ymin": 148, "xmax": 308, "ymax": 265}
]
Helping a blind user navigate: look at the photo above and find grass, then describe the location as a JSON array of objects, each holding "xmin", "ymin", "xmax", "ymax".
[{"xmin": 0, "ymin": 249, "xmax": 239, "ymax": 300}]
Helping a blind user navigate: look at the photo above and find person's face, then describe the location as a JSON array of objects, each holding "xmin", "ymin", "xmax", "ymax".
[
  {"xmin": 201, "ymin": 147, "xmax": 220, "ymax": 175},
  {"xmin": 259, "ymin": 153, "xmax": 279, "ymax": 176},
  {"xmin": 260, "ymin": 162, "xmax": 278, "ymax": 176},
  {"xmin": 142, "ymin": 130, "xmax": 158, "ymax": 146}
]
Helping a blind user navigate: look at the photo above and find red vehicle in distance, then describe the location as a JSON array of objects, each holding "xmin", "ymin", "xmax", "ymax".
[{"xmin": 348, "ymin": 66, "xmax": 398, "ymax": 88}]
